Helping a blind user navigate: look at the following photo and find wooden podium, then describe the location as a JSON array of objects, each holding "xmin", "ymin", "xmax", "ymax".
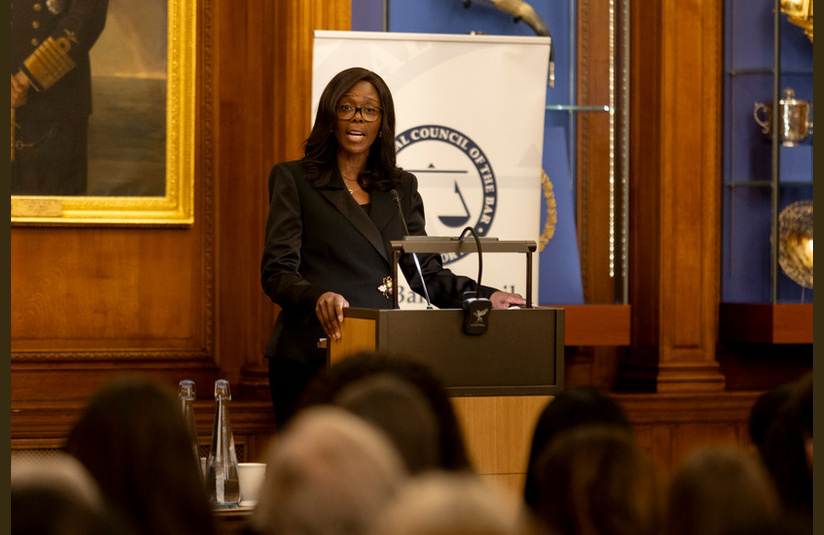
[
  {"xmin": 328, "ymin": 307, "xmax": 564, "ymax": 396},
  {"xmin": 327, "ymin": 306, "xmax": 563, "ymax": 496},
  {"xmin": 326, "ymin": 237, "xmax": 565, "ymax": 496}
]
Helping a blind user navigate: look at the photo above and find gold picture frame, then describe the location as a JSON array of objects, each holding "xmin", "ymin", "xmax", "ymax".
[{"xmin": 10, "ymin": 0, "xmax": 196, "ymax": 226}]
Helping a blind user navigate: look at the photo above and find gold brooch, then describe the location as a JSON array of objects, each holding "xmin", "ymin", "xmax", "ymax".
[{"xmin": 378, "ymin": 276, "xmax": 393, "ymax": 298}]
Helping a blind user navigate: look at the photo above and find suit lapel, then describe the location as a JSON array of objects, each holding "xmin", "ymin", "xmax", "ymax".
[
  {"xmin": 370, "ymin": 189, "xmax": 398, "ymax": 234},
  {"xmin": 319, "ymin": 173, "xmax": 390, "ymax": 264}
]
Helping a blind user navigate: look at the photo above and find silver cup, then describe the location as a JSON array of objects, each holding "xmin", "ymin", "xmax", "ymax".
[{"xmin": 753, "ymin": 88, "xmax": 813, "ymax": 147}]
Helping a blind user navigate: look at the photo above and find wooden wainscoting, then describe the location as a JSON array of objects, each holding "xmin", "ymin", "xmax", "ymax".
[
  {"xmin": 10, "ymin": 399, "xmax": 278, "ymax": 464},
  {"xmin": 617, "ymin": 391, "xmax": 760, "ymax": 471}
]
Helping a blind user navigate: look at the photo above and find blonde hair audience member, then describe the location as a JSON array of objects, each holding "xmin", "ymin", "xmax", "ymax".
[
  {"xmin": 247, "ymin": 406, "xmax": 407, "ymax": 535},
  {"xmin": 11, "ymin": 452, "xmax": 128, "ymax": 534},
  {"xmin": 529, "ymin": 425, "xmax": 662, "ymax": 535},
  {"xmin": 665, "ymin": 444, "xmax": 780, "ymax": 535},
  {"xmin": 370, "ymin": 472, "xmax": 522, "ymax": 535}
]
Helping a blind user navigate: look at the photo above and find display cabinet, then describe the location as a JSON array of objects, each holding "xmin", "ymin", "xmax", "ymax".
[
  {"xmin": 720, "ymin": 0, "xmax": 813, "ymax": 342},
  {"xmin": 353, "ymin": 0, "xmax": 632, "ymax": 345}
]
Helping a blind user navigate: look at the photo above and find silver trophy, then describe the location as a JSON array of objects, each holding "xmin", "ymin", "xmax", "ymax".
[{"xmin": 753, "ymin": 88, "xmax": 813, "ymax": 147}]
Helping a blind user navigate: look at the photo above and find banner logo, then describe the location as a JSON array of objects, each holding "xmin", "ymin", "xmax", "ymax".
[{"xmin": 396, "ymin": 125, "xmax": 498, "ymax": 265}]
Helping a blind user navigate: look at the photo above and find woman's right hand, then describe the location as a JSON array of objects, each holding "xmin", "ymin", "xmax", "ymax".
[{"xmin": 315, "ymin": 292, "xmax": 350, "ymax": 341}]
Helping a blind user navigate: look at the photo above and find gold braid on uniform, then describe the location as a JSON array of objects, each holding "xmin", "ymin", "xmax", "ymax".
[{"xmin": 22, "ymin": 31, "xmax": 77, "ymax": 92}]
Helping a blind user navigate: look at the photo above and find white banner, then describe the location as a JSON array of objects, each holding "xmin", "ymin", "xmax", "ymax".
[{"xmin": 313, "ymin": 31, "xmax": 550, "ymax": 308}]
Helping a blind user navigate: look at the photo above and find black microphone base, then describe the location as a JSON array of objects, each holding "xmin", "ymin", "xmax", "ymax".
[{"xmin": 463, "ymin": 297, "xmax": 492, "ymax": 335}]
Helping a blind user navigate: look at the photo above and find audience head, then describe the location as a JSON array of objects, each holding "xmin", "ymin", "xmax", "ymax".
[
  {"xmin": 370, "ymin": 472, "xmax": 521, "ymax": 535},
  {"xmin": 298, "ymin": 351, "xmax": 473, "ymax": 473},
  {"xmin": 665, "ymin": 443, "xmax": 780, "ymax": 535},
  {"xmin": 529, "ymin": 425, "xmax": 661, "ymax": 535},
  {"xmin": 64, "ymin": 375, "xmax": 216, "ymax": 535},
  {"xmin": 757, "ymin": 372, "xmax": 812, "ymax": 521},
  {"xmin": 249, "ymin": 406, "xmax": 407, "ymax": 535},
  {"xmin": 748, "ymin": 381, "xmax": 795, "ymax": 456},
  {"xmin": 524, "ymin": 386, "xmax": 632, "ymax": 511},
  {"xmin": 332, "ymin": 371, "xmax": 441, "ymax": 474},
  {"xmin": 11, "ymin": 452, "xmax": 125, "ymax": 534}
]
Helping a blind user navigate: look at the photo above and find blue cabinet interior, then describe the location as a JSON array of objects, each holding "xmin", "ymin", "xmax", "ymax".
[
  {"xmin": 352, "ymin": 0, "xmax": 586, "ymax": 304},
  {"xmin": 723, "ymin": 0, "xmax": 814, "ymax": 303},
  {"xmin": 353, "ymin": 1, "xmax": 814, "ymax": 305}
]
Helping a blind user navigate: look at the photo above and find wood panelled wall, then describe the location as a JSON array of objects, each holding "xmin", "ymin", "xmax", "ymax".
[
  {"xmin": 10, "ymin": 0, "xmax": 791, "ymax": 472},
  {"xmin": 11, "ymin": 0, "xmax": 351, "ymax": 461}
]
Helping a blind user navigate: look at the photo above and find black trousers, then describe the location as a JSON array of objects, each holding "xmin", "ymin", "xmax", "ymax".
[
  {"xmin": 12, "ymin": 117, "xmax": 88, "ymax": 196},
  {"xmin": 268, "ymin": 357, "xmax": 326, "ymax": 432}
]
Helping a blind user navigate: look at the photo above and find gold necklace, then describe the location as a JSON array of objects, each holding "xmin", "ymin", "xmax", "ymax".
[{"xmin": 343, "ymin": 178, "xmax": 361, "ymax": 194}]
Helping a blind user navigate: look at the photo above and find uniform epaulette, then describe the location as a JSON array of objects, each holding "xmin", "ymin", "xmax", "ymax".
[{"xmin": 22, "ymin": 35, "xmax": 76, "ymax": 92}]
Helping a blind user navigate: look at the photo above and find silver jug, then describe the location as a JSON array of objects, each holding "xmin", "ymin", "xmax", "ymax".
[{"xmin": 753, "ymin": 88, "xmax": 813, "ymax": 147}]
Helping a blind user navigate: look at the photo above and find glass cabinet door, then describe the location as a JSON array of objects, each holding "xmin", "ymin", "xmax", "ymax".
[{"xmin": 722, "ymin": 0, "xmax": 813, "ymax": 305}]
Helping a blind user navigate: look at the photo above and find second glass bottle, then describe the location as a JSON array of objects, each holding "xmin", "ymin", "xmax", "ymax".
[{"xmin": 205, "ymin": 379, "xmax": 240, "ymax": 508}]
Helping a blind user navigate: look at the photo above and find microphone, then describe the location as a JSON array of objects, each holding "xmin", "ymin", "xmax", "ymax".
[
  {"xmin": 390, "ymin": 189, "xmax": 433, "ymax": 309},
  {"xmin": 458, "ymin": 226, "xmax": 491, "ymax": 335}
]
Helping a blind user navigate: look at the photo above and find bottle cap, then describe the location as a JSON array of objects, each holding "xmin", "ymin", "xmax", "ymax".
[
  {"xmin": 214, "ymin": 379, "xmax": 232, "ymax": 400},
  {"xmin": 178, "ymin": 379, "xmax": 196, "ymax": 401}
]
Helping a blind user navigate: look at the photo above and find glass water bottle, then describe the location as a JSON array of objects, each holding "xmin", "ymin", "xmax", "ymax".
[
  {"xmin": 206, "ymin": 379, "xmax": 240, "ymax": 508},
  {"xmin": 178, "ymin": 380, "xmax": 200, "ymax": 468}
]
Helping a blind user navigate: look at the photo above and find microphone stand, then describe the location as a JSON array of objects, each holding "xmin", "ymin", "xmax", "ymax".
[{"xmin": 392, "ymin": 192, "xmax": 433, "ymax": 309}]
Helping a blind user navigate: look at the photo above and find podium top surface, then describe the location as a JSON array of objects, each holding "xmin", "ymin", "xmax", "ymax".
[{"xmin": 389, "ymin": 236, "xmax": 537, "ymax": 254}]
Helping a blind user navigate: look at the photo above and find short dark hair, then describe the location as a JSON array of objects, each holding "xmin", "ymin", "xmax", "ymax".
[
  {"xmin": 303, "ymin": 67, "xmax": 403, "ymax": 192},
  {"xmin": 297, "ymin": 351, "xmax": 474, "ymax": 473},
  {"xmin": 524, "ymin": 386, "xmax": 633, "ymax": 510},
  {"xmin": 64, "ymin": 376, "xmax": 217, "ymax": 535}
]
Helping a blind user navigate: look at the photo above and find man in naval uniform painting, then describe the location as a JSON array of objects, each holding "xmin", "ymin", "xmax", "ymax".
[{"xmin": 11, "ymin": 0, "xmax": 109, "ymax": 196}]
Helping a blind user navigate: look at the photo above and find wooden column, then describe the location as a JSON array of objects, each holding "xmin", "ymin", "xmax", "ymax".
[
  {"xmin": 209, "ymin": 0, "xmax": 350, "ymax": 398},
  {"xmin": 620, "ymin": 0, "xmax": 725, "ymax": 392}
]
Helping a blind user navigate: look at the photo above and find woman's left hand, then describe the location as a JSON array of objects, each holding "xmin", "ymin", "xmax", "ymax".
[{"xmin": 489, "ymin": 291, "xmax": 527, "ymax": 309}]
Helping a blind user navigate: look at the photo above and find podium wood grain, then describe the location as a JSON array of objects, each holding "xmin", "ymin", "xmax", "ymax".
[
  {"xmin": 451, "ymin": 395, "xmax": 551, "ymax": 497},
  {"xmin": 328, "ymin": 317, "xmax": 377, "ymax": 365}
]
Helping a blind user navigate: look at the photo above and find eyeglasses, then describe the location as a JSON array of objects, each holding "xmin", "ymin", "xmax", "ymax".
[{"xmin": 335, "ymin": 104, "xmax": 382, "ymax": 122}]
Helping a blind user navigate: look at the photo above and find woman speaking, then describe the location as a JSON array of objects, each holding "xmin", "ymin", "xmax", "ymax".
[{"xmin": 261, "ymin": 67, "xmax": 525, "ymax": 429}]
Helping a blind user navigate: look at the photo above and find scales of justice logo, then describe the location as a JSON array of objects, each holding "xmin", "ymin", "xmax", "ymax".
[{"xmin": 395, "ymin": 125, "xmax": 498, "ymax": 266}]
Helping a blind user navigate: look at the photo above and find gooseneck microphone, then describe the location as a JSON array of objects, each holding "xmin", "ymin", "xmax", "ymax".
[
  {"xmin": 390, "ymin": 190, "xmax": 433, "ymax": 309},
  {"xmin": 457, "ymin": 226, "xmax": 491, "ymax": 335}
]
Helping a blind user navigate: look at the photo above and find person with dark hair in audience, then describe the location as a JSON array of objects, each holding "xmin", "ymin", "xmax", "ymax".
[
  {"xmin": 11, "ymin": 452, "xmax": 130, "ymax": 534},
  {"xmin": 297, "ymin": 351, "xmax": 474, "ymax": 474},
  {"xmin": 528, "ymin": 425, "xmax": 662, "ymax": 535},
  {"xmin": 747, "ymin": 380, "xmax": 796, "ymax": 458},
  {"xmin": 64, "ymin": 375, "xmax": 217, "ymax": 535},
  {"xmin": 523, "ymin": 386, "xmax": 633, "ymax": 513},
  {"xmin": 329, "ymin": 369, "xmax": 441, "ymax": 474},
  {"xmin": 664, "ymin": 444, "xmax": 780, "ymax": 535},
  {"xmin": 247, "ymin": 406, "xmax": 407, "ymax": 535},
  {"xmin": 756, "ymin": 372, "xmax": 812, "ymax": 528}
]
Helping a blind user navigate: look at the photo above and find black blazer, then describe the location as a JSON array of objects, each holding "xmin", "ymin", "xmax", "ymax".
[{"xmin": 261, "ymin": 160, "xmax": 495, "ymax": 363}]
